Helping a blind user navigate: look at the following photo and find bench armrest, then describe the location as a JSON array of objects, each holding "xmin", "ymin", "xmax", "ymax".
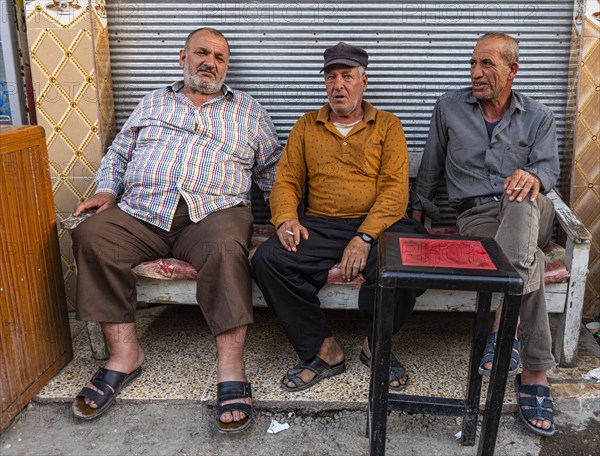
[
  {"xmin": 545, "ymin": 189, "xmax": 591, "ymax": 367},
  {"xmin": 546, "ymin": 188, "xmax": 592, "ymax": 245}
]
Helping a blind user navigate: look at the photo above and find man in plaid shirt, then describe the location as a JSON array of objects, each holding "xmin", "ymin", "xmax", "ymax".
[{"xmin": 71, "ymin": 28, "xmax": 281, "ymax": 433}]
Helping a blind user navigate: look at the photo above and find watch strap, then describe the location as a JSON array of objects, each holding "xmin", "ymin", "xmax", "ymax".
[{"xmin": 356, "ymin": 232, "xmax": 374, "ymax": 244}]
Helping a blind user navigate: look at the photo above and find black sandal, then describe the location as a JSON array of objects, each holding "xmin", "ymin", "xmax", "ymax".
[
  {"xmin": 72, "ymin": 366, "xmax": 142, "ymax": 420},
  {"xmin": 360, "ymin": 350, "xmax": 409, "ymax": 390},
  {"xmin": 478, "ymin": 332, "xmax": 520, "ymax": 377},
  {"xmin": 216, "ymin": 381, "xmax": 253, "ymax": 434},
  {"xmin": 514, "ymin": 373, "xmax": 556, "ymax": 436},
  {"xmin": 281, "ymin": 355, "xmax": 346, "ymax": 392}
]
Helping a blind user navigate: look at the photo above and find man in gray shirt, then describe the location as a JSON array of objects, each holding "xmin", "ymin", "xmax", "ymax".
[{"xmin": 412, "ymin": 32, "xmax": 559, "ymax": 437}]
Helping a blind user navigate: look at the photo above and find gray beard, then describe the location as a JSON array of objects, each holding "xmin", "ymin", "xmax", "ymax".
[{"xmin": 183, "ymin": 66, "xmax": 224, "ymax": 94}]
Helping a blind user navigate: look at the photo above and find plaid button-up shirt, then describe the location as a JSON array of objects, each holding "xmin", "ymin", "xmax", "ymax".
[{"xmin": 95, "ymin": 81, "xmax": 282, "ymax": 230}]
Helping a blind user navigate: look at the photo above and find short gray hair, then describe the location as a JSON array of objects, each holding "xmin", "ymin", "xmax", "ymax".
[
  {"xmin": 184, "ymin": 27, "xmax": 230, "ymax": 53},
  {"xmin": 477, "ymin": 32, "xmax": 519, "ymax": 66}
]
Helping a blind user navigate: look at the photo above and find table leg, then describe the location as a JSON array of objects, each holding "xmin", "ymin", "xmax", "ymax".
[
  {"xmin": 368, "ymin": 284, "xmax": 395, "ymax": 456},
  {"xmin": 461, "ymin": 291, "xmax": 492, "ymax": 445},
  {"xmin": 477, "ymin": 293, "xmax": 521, "ymax": 456}
]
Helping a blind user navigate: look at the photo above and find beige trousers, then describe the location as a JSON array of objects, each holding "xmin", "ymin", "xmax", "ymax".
[{"xmin": 457, "ymin": 193, "xmax": 556, "ymax": 371}]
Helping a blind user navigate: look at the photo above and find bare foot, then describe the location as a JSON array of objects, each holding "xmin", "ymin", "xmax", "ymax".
[
  {"xmin": 283, "ymin": 337, "xmax": 345, "ymax": 389},
  {"xmin": 218, "ymin": 395, "xmax": 252, "ymax": 424}
]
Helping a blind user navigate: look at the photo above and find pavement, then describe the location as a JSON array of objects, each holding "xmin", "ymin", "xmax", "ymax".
[{"xmin": 1, "ymin": 307, "xmax": 599, "ymax": 455}]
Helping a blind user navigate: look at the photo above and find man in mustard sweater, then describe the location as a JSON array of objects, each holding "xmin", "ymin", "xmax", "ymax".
[{"xmin": 252, "ymin": 42, "xmax": 426, "ymax": 392}]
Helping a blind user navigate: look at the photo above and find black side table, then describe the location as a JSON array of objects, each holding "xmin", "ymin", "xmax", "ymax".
[{"xmin": 367, "ymin": 233, "xmax": 523, "ymax": 456}]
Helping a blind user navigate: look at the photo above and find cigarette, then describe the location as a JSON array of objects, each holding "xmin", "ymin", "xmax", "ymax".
[
  {"xmin": 512, "ymin": 187, "xmax": 523, "ymax": 190},
  {"xmin": 285, "ymin": 230, "xmax": 294, "ymax": 235}
]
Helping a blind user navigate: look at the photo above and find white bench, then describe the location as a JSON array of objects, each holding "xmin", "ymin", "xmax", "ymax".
[{"xmin": 82, "ymin": 156, "xmax": 591, "ymax": 368}]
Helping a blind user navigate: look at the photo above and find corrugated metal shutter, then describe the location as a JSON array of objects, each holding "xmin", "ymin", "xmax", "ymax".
[{"xmin": 106, "ymin": 1, "xmax": 576, "ymax": 225}]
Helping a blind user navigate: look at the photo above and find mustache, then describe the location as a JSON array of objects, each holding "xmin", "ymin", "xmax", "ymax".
[{"xmin": 196, "ymin": 65, "xmax": 217, "ymax": 77}]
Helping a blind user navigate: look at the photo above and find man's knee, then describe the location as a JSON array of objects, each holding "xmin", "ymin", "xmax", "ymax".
[
  {"xmin": 71, "ymin": 207, "xmax": 124, "ymax": 249},
  {"xmin": 251, "ymin": 240, "xmax": 281, "ymax": 274},
  {"xmin": 501, "ymin": 193, "xmax": 552, "ymax": 222},
  {"xmin": 71, "ymin": 217, "xmax": 100, "ymax": 249},
  {"xmin": 197, "ymin": 239, "xmax": 249, "ymax": 272},
  {"xmin": 72, "ymin": 211, "xmax": 151, "ymax": 267},
  {"xmin": 71, "ymin": 216, "xmax": 117, "ymax": 264},
  {"xmin": 73, "ymin": 235, "xmax": 122, "ymax": 270}
]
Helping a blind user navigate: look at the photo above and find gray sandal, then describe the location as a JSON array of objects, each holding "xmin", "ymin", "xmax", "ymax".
[
  {"xmin": 514, "ymin": 374, "xmax": 556, "ymax": 436},
  {"xmin": 478, "ymin": 332, "xmax": 520, "ymax": 377}
]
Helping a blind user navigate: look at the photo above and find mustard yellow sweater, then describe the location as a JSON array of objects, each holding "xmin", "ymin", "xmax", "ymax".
[{"xmin": 270, "ymin": 101, "xmax": 409, "ymax": 238}]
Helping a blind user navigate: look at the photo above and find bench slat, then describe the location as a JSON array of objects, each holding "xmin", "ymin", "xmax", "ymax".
[{"xmin": 136, "ymin": 277, "xmax": 567, "ymax": 313}]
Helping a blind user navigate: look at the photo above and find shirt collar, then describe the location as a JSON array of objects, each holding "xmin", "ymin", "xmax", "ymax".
[
  {"xmin": 316, "ymin": 100, "xmax": 377, "ymax": 124},
  {"xmin": 466, "ymin": 89, "xmax": 525, "ymax": 113},
  {"xmin": 510, "ymin": 90, "xmax": 525, "ymax": 112}
]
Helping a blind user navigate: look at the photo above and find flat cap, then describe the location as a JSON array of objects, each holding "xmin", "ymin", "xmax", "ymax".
[{"xmin": 321, "ymin": 42, "xmax": 368, "ymax": 72}]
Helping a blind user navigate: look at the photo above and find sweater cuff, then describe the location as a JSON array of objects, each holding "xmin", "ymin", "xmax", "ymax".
[{"xmin": 270, "ymin": 211, "xmax": 300, "ymax": 229}]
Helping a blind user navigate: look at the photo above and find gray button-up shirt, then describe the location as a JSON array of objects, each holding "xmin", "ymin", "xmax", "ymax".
[{"xmin": 412, "ymin": 88, "xmax": 560, "ymax": 220}]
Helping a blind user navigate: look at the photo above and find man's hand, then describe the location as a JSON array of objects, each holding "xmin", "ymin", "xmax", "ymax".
[
  {"xmin": 276, "ymin": 219, "xmax": 309, "ymax": 252},
  {"xmin": 411, "ymin": 210, "xmax": 423, "ymax": 222},
  {"xmin": 340, "ymin": 236, "xmax": 371, "ymax": 281},
  {"xmin": 73, "ymin": 193, "xmax": 116, "ymax": 216},
  {"xmin": 504, "ymin": 169, "xmax": 541, "ymax": 203}
]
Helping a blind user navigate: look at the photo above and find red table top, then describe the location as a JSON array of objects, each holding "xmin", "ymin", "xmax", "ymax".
[{"xmin": 399, "ymin": 238, "xmax": 497, "ymax": 270}]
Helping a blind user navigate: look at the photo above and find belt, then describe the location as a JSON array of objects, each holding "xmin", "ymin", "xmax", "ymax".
[{"xmin": 456, "ymin": 194, "xmax": 503, "ymax": 216}]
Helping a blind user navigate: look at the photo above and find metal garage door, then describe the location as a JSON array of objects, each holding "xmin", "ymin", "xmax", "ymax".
[{"xmin": 106, "ymin": 0, "xmax": 579, "ymax": 224}]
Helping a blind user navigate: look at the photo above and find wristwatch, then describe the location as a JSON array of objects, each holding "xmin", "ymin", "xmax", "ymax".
[{"xmin": 355, "ymin": 232, "xmax": 374, "ymax": 244}]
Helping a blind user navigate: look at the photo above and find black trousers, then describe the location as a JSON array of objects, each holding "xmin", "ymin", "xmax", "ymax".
[{"xmin": 252, "ymin": 216, "xmax": 427, "ymax": 361}]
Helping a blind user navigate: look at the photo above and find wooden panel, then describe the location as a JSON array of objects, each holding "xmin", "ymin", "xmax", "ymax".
[{"xmin": 0, "ymin": 125, "xmax": 73, "ymax": 431}]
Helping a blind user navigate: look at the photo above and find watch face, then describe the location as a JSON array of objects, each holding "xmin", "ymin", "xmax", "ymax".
[{"xmin": 358, "ymin": 233, "xmax": 373, "ymax": 243}]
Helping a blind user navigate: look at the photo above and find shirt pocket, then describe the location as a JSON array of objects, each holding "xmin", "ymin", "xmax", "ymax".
[
  {"xmin": 133, "ymin": 118, "xmax": 173, "ymax": 149},
  {"xmin": 500, "ymin": 144, "xmax": 530, "ymax": 175}
]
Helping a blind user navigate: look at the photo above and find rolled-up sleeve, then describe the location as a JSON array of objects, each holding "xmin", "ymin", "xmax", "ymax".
[
  {"xmin": 523, "ymin": 109, "xmax": 560, "ymax": 192},
  {"xmin": 94, "ymin": 101, "xmax": 143, "ymax": 197},
  {"xmin": 411, "ymin": 100, "xmax": 447, "ymax": 220}
]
